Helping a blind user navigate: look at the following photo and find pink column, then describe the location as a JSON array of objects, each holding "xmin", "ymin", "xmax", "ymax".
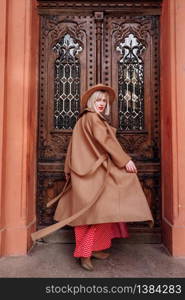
[
  {"xmin": 0, "ymin": 0, "xmax": 7, "ymax": 256},
  {"xmin": 0, "ymin": 0, "xmax": 39, "ymax": 256},
  {"xmin": 161, "ymin": 0, "xmax": 185, "ymax": 256}
]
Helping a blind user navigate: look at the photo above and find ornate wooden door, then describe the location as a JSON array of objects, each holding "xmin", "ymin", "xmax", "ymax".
[{"xmin": 37, "ymin": 0, "xmax": 162, "ymax": 242}]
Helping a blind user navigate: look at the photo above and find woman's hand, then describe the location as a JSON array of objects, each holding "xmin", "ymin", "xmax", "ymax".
[{"xmin": 125, "ymin": 160, "xmax": 137, "ymax": 173}]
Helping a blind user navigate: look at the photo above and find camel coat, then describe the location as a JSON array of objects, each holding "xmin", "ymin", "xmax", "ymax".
[{"xmin": 31, "ymin": 108, "xmax": 153, "ymax": 241}]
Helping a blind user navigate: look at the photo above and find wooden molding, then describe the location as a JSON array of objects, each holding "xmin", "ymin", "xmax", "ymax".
[{"xmin": 37, "ymin": 0, "xmax": 162, "ymax": 16}]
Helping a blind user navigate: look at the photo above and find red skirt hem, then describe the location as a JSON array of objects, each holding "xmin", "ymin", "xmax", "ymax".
[{"xmin": 73, "ymin": 222, "xmax": 129, "ymax": 258}]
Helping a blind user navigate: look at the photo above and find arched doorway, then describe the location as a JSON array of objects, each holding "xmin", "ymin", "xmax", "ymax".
[{"xmin": 36, "ymin": 0, "xmax": 162, "ymax": 243}]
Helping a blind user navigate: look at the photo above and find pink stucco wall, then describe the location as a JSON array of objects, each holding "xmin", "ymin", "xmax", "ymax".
[{"xmin": 0, "ymin": 0, "xmax": 185, "ymax": 256}]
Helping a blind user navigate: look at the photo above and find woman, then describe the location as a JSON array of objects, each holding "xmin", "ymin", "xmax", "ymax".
[{"xmin": 32, "ymin": 84, "xmax": 153, "ymax": 271}]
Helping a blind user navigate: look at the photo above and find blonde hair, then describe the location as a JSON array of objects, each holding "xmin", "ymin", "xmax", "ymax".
[{"xmin": 87, "ymin": 91, "xmax": 110, "ymax": 116}]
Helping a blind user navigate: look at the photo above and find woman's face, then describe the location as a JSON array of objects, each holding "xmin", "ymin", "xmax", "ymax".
[{"xmin": 94, "ymin": 95, "xmax": 107, "ymax": 113}]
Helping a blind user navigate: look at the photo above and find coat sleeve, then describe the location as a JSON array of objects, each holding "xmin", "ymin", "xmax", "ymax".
[
  {"xmin": 91, "ymin": 115, "xmax": 132, "ymax": 168},
  {"xmin": 64, "ymin": 138, "xmax": 72, "ymax": 174}
]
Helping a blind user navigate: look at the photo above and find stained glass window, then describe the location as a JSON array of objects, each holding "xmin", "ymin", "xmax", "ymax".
[
  {"xmin": 117, "ymin": 33, "xmax": 146, "ymax": 131},
  {"xmin": 53, "ymin": 34, "xmax": 82, "ymax": 129}
]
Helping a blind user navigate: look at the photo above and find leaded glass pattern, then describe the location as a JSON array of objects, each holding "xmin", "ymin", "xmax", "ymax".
[
  {"xmin": 53, "ymin": 34, "xmax": 82, "ymax": 129},
  {"xmin": 117, "ymin": 33, "xmax": 146, "ymax": 131}
]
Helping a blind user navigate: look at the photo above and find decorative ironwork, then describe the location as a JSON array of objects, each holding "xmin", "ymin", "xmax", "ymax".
[
  {"xmin": 53, "ymin": 33, "xmax": 82, "ymax": 129},
  {"xmin": 117, "ymin": 33, "xmax": 146, "ymax": 131}
]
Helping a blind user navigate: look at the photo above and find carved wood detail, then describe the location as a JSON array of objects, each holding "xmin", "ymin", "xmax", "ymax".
[
  {"xmin": 37, "ymin": 1, "xmax": 162, "ymax": 11},
  {"xmin": 37, "ymin": 173, "xmax": 65, "ymax": 225}
]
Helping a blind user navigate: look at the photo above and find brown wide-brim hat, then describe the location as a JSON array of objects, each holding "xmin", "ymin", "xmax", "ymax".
[{"xmin": 81, "ymin": 84, "xmax": 116, "ymax": 109}]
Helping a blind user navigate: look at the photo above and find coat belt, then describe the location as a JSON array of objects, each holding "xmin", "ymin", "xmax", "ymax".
[{"xmin": 31, "ymin": 154, "xmax": 110, "ymax": 241}]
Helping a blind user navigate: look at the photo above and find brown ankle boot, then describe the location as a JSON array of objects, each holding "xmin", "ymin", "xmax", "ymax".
[
  {"xmin": 92, "ymin": 251, "xmax": 110, "ymax": 260},
  {"xmin": 80, "ymin": 257, "xmax": 94, "ymax": 271}
]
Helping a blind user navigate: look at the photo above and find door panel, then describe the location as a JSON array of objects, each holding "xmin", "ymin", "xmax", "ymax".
[
  {"xmin": 105, "ymin": 16, "xmax": 161, "ymax": 230},
  {"xmin": 37, "ymin": 1, "xmax": 161, "ymax": 241},
  {"xmin": 38, "ymin": 15, "xmax": 97, "ymax": 224}
]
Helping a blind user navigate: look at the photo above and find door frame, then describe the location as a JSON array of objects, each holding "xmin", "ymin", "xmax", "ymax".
[{"xmin": 36, "ymin": 0, "xmax": 162, "ymax": 242}]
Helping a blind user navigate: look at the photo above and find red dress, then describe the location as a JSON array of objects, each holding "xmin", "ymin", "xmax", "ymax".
[{"xmin": 73, "ymin": 222, "xmax": 129, "ymax": 258}]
